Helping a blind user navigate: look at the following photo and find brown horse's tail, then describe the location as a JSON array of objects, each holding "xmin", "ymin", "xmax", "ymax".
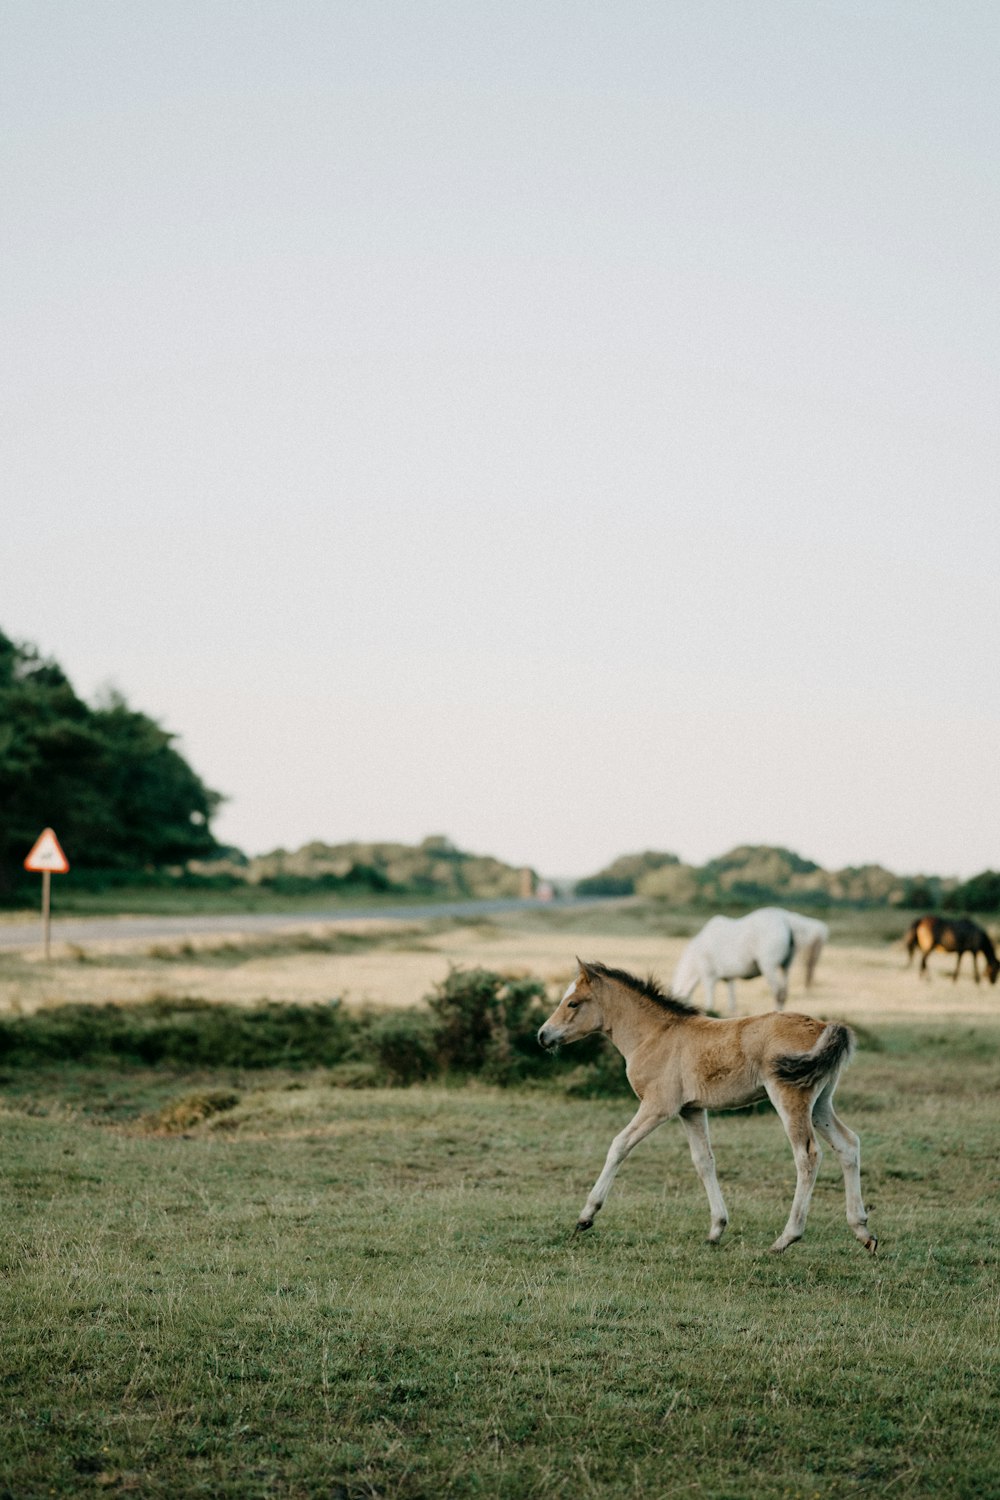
[{"xmin": 772, "ymin": 1023, "xmax": 856, "ymax": 1090}]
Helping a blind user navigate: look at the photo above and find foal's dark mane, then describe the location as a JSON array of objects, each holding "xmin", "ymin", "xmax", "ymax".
[{"xmin": 589, "ymin": 962, "xmax": 699, "ymax": 1018}]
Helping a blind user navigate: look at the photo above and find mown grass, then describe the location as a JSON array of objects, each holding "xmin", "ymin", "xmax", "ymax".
[{"xmin": 1, "ymin": 1025, "xmax": 998, "ymax": 1498}]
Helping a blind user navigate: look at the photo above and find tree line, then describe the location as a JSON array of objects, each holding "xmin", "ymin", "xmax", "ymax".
[
  {"xmin": 3, "ymin": 627, "xmax": 998, "ymax": 914},
  {"xmin": 0, "ymin": 629, "xmax": 221, "ymax": 901}
]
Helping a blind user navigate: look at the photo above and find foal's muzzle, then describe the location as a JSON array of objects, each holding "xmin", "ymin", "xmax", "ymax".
[{"xmin": 537, "ymin": 1023, "xmax": 561, "ymax": 1051}]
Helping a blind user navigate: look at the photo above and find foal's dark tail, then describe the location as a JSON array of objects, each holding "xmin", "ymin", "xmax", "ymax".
[{"xmin": 772, "ymin": 1023, "xmax": 856, "ymax": 1090}]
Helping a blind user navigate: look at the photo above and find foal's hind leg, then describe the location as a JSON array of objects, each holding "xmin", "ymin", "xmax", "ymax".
[
  {"xmin": 765, "ymin": 1083, "xmax": 822, "ymax": 1252},
  {"xmin": 812, "ymin": 1082, "xmax": 876, "ymax": 1253},
  {"xmin": 679, "ymin": 1107, "xmax": 729, "ymax": 1244}
]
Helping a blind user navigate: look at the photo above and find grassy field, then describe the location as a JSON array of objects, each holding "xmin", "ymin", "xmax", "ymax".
[{"xmin": 2, "ymin": 906, "xmax": 999, "ymax": 1497}]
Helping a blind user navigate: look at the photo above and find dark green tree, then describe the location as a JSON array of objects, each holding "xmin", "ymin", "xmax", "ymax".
[
  {"xmin": 944, "ymin": 871, "xmax": 1000, "ymax": 915},
  {"xmin": 0, "ymin": 630, "xmax": 222, "ymax": 898}
]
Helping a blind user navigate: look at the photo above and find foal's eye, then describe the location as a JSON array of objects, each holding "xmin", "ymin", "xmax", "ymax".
[{"xmin": 567, "ymin": 999, "xmax": 581, "ymax": 1010}]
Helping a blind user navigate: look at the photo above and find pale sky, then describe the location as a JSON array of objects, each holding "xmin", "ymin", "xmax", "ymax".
[{"xmin": 4, "ymin": 2, "xmax": 999, "ymax": 879}]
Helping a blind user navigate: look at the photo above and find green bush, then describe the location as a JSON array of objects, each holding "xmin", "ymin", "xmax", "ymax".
[
  {"xmin": 258, "ymin": 865, "xmax": 396, "ymax": 896},
  {"xmin": 425, "ymin": 966, "xmax": 551, "ymax": 1083},
  {"xmin": 364, "ymin": 1010, "xmax": 439, "ymax": 1085},
  {"xmin": 0, "ymin": 997, "xmax": 357, "ymax": 1070},
  {"xmin": 559, "ymin": 1045, "xmax": 634, "ymax": 1098},
  {"xmin": 0, "ymin": 970, "xmax": 637, "ymax": 1096},
  {"xmin": 944, "ymin": 870, "xmax": 1000, "ymax": 914},
  {"xmin": 573, "ymin": 875, "xmax": 635, "ymax": 897}
]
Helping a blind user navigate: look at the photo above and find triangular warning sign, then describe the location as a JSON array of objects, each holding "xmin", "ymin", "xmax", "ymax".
[{"xmin": 24, "ymin": 828, "xmax": 70, "ymax": 873}]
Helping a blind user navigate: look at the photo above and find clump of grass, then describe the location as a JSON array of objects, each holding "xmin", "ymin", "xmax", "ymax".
[{"xmin": 141, "ymin": 1088, "xmax": 241, "ymax": 1134}]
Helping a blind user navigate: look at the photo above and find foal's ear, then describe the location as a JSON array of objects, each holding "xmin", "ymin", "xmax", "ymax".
[{"xmin": 575, "ymin": 957, "xmax": 595, "ymax": 981}]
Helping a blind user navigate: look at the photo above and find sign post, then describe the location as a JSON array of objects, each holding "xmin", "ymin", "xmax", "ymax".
[{"xmin": 24, "ymin": 828, "xmax": 70, "ymax": 960}]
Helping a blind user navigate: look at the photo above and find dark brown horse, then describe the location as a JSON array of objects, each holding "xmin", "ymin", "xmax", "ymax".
[{"xmin": 904, "ymin": 915, "xmax": 999, "ymax": 983}]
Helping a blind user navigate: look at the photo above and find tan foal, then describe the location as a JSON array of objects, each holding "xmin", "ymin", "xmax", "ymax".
[{"xmin": 538, "ymin": 960, "xmax": 876, "ymax": 1254}]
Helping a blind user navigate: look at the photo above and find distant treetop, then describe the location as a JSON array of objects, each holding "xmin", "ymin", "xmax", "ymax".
[{"xmin": 0, "ymin": 628, "xmax": 223, "ymax": 899}]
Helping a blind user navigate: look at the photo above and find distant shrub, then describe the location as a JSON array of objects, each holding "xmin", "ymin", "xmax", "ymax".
[
  {"xmin": 574, "ymin": 876, "xmax": 635, "ymax": 897},
  {"xmin": 0, "ymin": 997, "xmax": 357, "ymax": 1070},
  {"xmin": 0, "ymin": 970, "xmax": 638, "ymax": 1096},
  {"xmin": 425, "ymin": 967, "xmax": 552, "ymax": 1083},
  {"xmin": 559, "ymin": 1047, "xmax": 634, "ymax": 1098},
  {"xmin": 944, "ymin": 871, "xmax": 1000, "ymax": 914},
  {"xmin": 364, "ymin": 1010, "xmax": 439, "ymax": 1085},
  {"xmin": 258, "ymin": 865, "xmax": 395, "ymax": 896},
  {"xmin": 901, "ymin": 877, "xmax": 940, "ymax": 910}
]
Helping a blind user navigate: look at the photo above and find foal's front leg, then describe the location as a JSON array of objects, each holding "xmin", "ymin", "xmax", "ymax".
[{"xmin": 576, "ymin": 1100, "xmax": 668, "ymax": 1231}]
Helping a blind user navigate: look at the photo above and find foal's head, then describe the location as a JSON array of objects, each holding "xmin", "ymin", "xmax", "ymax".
[{"xmin": 537, "ymin": 960, "xmax": 607, "ymax": 1050}]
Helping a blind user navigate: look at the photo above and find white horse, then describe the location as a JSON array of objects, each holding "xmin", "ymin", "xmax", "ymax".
[
  {"xmin": 776, "ymin": 909, "xmax": 829, "ymax": 988},
  {"xmin": 672, "ymin": 908, "xmax": 796, "ymax": 1014}
]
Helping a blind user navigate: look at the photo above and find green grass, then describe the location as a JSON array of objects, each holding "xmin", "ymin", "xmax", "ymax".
[{"xmin": 1, "ymin": 1026, "xmax": 999, "ymax": 1498}]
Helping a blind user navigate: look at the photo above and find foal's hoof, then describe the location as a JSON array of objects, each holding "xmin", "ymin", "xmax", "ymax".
[
  {"xmin": 575, "ymin": 1218, "xmax": 593, "ymax": 1234},
  {"xmin": 862, "ymin": 1234, "xmax": 878, "ymax": 1254}
]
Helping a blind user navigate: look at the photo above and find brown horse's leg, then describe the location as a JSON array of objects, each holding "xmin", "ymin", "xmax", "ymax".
[
  {"xmin": 919, "ymin": 947, "xmax": 932, "ymax": 978},
  {"xmin": 765, "ymin": 1082, "xmax": 822, "ymax": 1252},
  {"xmin": 812, "ymin": 1082, "xmax": 877, "ymax": 1252},
  {"xmin": 972, "ymin": 951, "xmax": 980, "ymax": 983},
  {"xmin": 953, "ymin": 951, "xmax": 962, "ymax": 981},
  {"xmin": 679, "ymin": 1107, "xmax": 729, "ymax": 1244}
]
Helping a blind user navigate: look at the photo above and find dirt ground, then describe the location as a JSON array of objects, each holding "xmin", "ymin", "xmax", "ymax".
[{"xmin": 1, "ymin": 908, "xmax": 997, "ymax": 1024}]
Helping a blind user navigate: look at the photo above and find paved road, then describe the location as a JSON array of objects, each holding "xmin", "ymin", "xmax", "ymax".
[{"xmin": 0, "ymin": 897, "xmax": 599, "ymax": 952}]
